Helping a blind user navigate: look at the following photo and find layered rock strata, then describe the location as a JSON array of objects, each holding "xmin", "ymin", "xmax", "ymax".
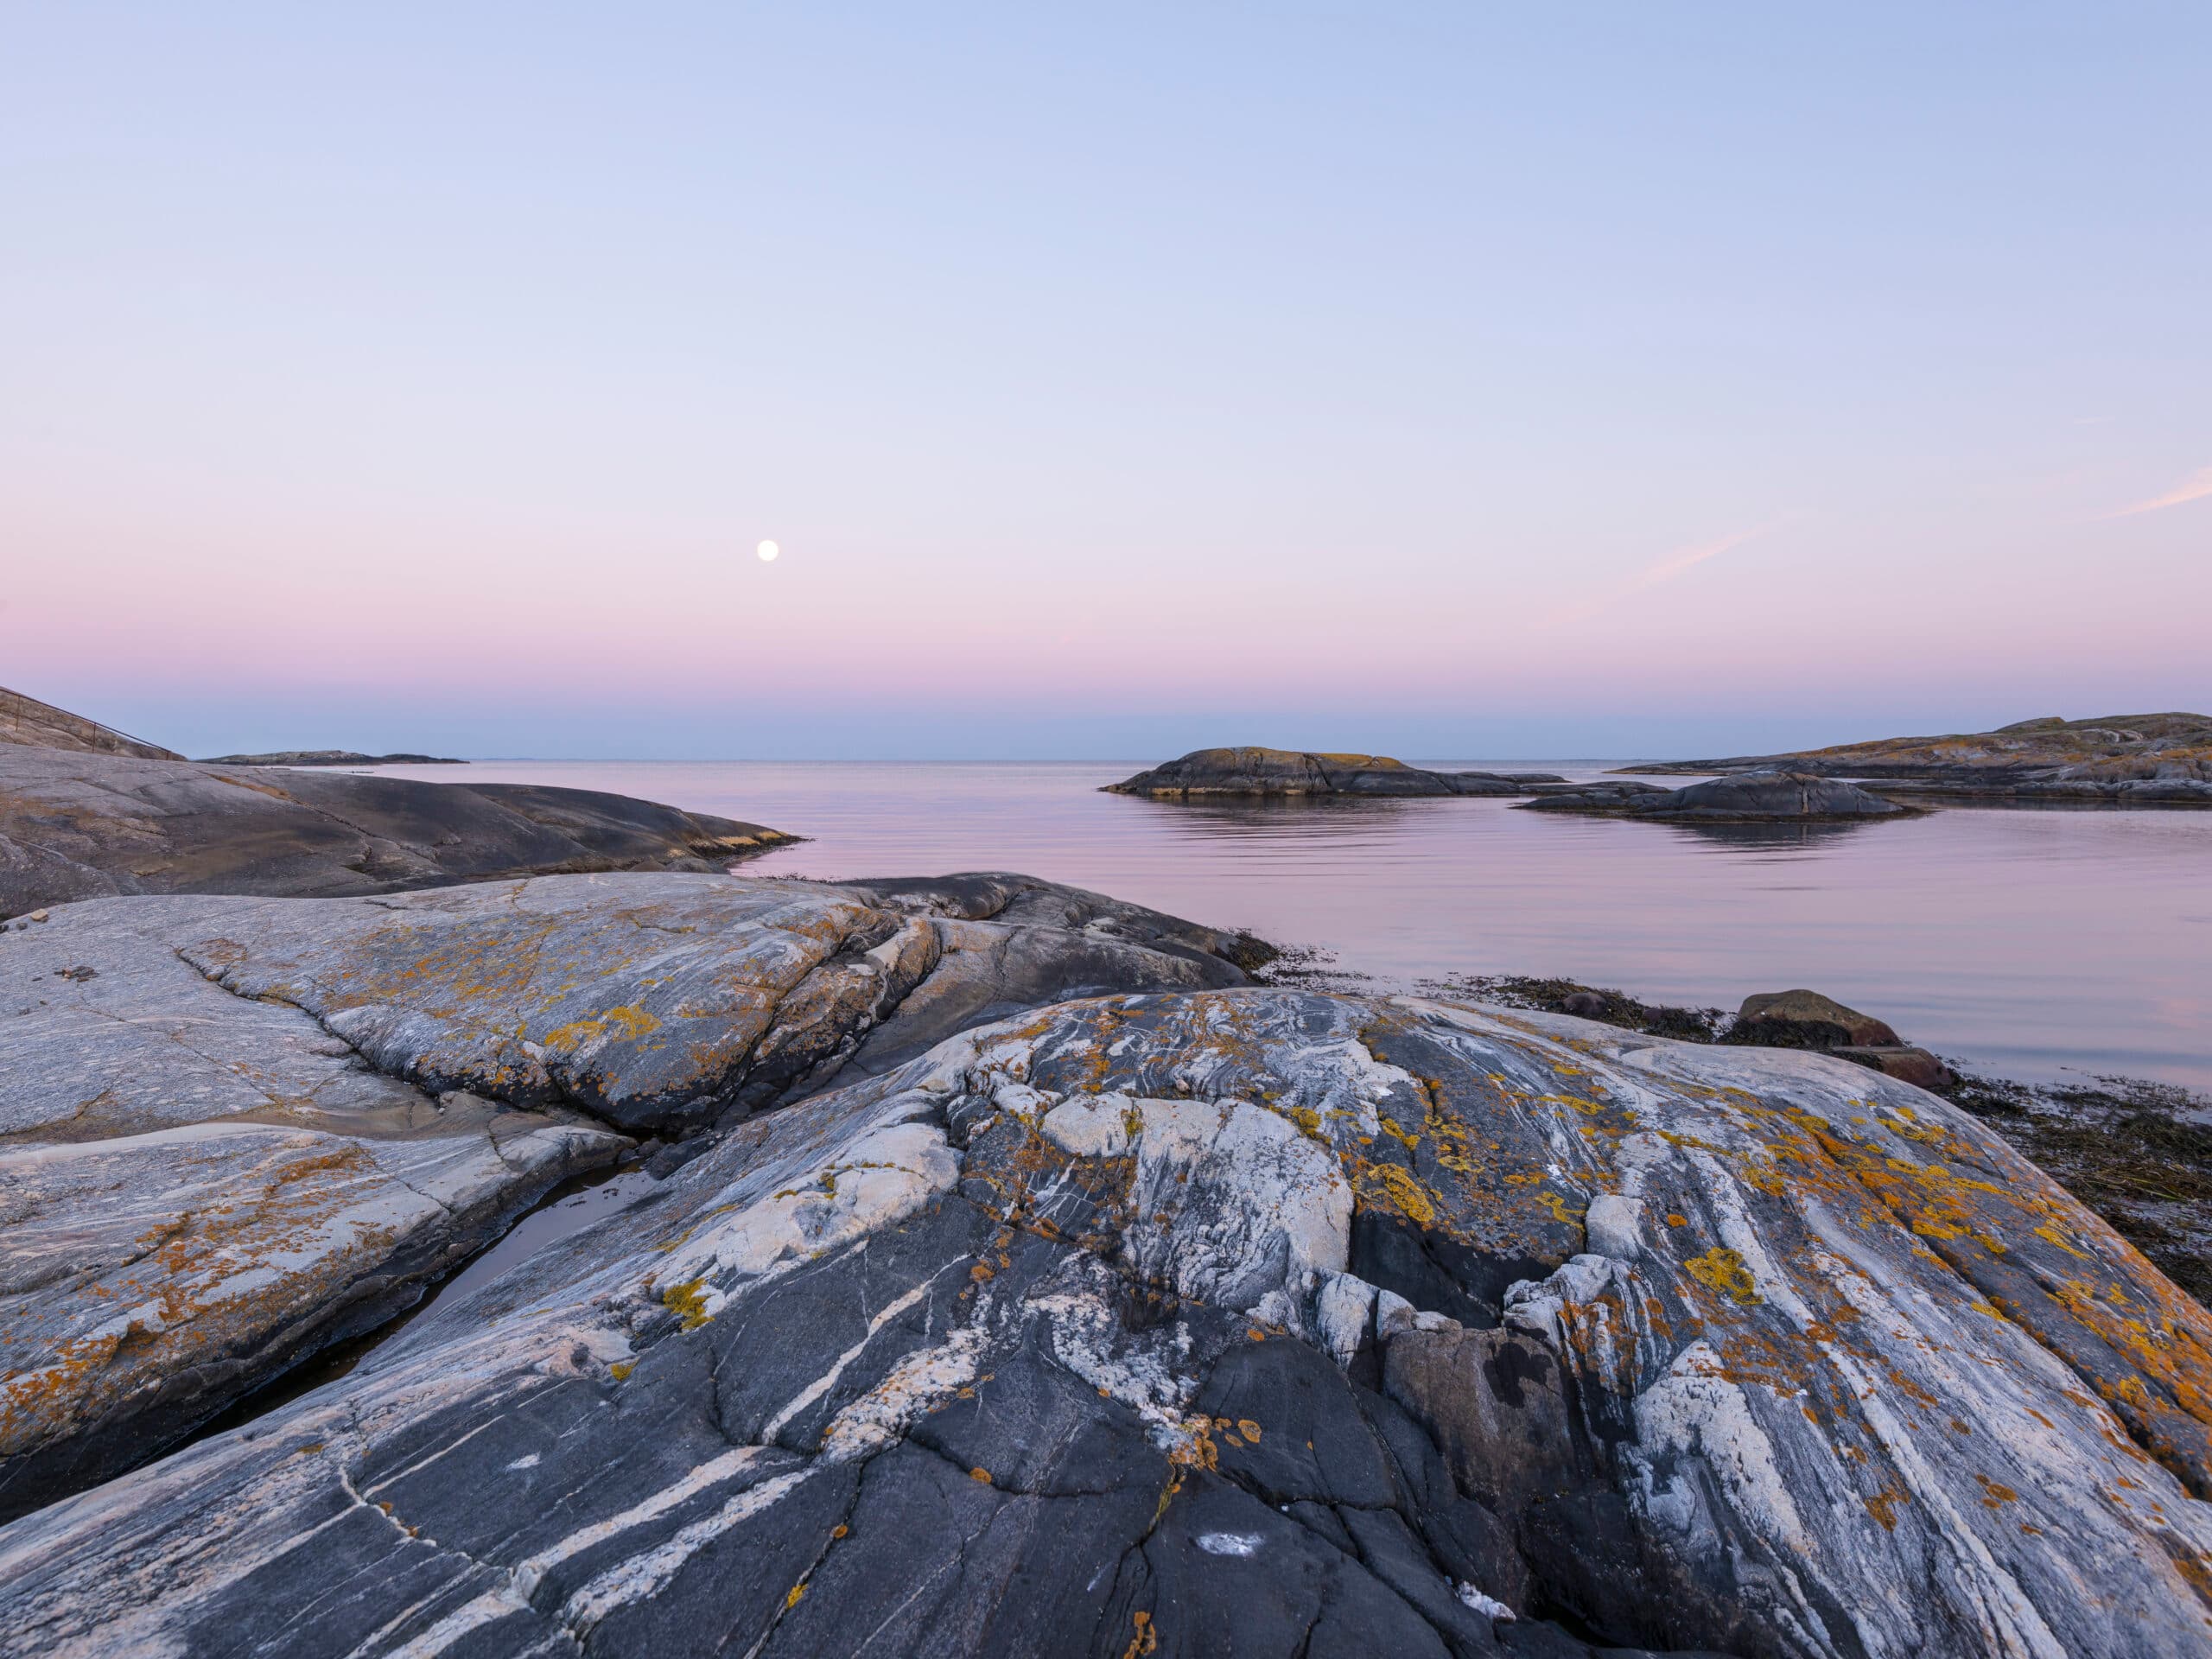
[
  {"xmin": 1107, "ymin": 747, "xmax": 1563, "ymax": 798},
  {"xmin": 0, "ymin": 873, "xmax": 1261, "ymax": 1520},
  {"xmin": 4, "ymin": 987, "xmax": 2208, "ymax": 1656}
]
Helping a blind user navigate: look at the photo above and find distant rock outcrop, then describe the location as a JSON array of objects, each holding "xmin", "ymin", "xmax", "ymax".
[
  {"xmin": 0, "ymin": 746, "xmax": 798, "ymax": 918},
  {"xmin": 198, "ymin": 750, "xmax": 465, "ymax": 766},
  {"xmin": 0, "ymin": 687, "xmax": 179, "ymax": 761},
  {"xmin": 1629, "ymin": 712, "xmax": 2212, "ymax": 805},
  {"xmin": 1519, "ymin": 770, "xmax": 1916, "ymax": 822},
  {"xmin": 1107, "ymin": 747, "xmax": 1564, "ymax": 798}
]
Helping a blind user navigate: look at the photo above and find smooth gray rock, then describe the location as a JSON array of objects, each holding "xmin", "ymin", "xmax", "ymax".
[
  {"xmin": 0, "ymin": 688, "xmax": 178, "ymax": 761},
  {"xmin": 0, "ymin": 744, "xmax": 796, "ymax": 918},
  {"xmin": 1107, "ymin": 747, "xmax": 1560, "ymax": 798},
  {"xmin": 0, "ymin": 872, "xmax": 1261, "ymax": 1519},
  {"xmin": 1518, "ymin": 770, "xmax": 1914, "ymax": 822},
  {"xmin": 5, "ymin": 988, "xmax": 2209, "ymax": 1657}
]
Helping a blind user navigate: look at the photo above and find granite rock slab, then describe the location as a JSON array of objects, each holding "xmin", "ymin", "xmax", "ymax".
[
  {"xmin": 5, "ymin": 989, "xmax": 2207, "ymax": 1656},
  {"xmin": 0, "ymin": 872, "xmax": 1258, "ymax": 1517}
]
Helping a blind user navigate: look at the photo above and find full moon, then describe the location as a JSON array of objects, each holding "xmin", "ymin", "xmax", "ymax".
[{"xmin": 756, "ymin": 540, "xmax": 779, "ymax": 563}]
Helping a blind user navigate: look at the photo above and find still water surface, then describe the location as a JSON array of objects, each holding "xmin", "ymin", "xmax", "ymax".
[{"xmin": 369, "ymin": 759, "xmax": 2212, "ymax": 1092}]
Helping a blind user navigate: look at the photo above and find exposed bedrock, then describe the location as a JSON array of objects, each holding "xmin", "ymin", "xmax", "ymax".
[
  {"xmin": 0, "ymin": 873, "xmax": 1259, "ymax": 1520},
  {"xmin": 0, "ymin": 743, "xmax": 797, "ymax": 918},
  {"xmin": 4, "ymin": 989, "xmax": 2208, "ymax": 1656},
  {"xmin": 1106, "ymin": 747, "xmax": 1563, "ymax": 798},
  {"xmin": 0, "ymin": 687, "xmax": 179, "ymax": 762},
  {"xmin": 1628, "ymin": 712, "xmax": 2212, "ymax": 805},
  {"xmin": 1518, "ymin": 772, "xmax": 1915, "ymax": 823}
]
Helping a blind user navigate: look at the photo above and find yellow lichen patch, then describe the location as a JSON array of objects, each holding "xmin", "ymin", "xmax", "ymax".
[
  {"xmin": 1237, "ymin": 1419, "xmax": 1262, "ymax": 1442},
  {"xmin": 1122, "ymin": 1610, "xmax": 1159, "ymax": 1658},
  {"xmin": 661, "ymin": 1277, "xmax": 713, "ymax": 1331},
  {"xmin": 1536, "ymin": 1190, "xmax": 1584, "ymax": 1227},
  {"xmin": 969, "ymin": 1466, "xmax": 992, "ymax": 1484},
  {"xmin": 1379, "ymin": 1116, "xmax": 1421, "ymax": 1153},
  {"xmin": 1684, "ymin": 1247, "xmax": 1763, "ymax": 1306},
  {"xmin": 609, "ymin": 1361, "xmax": 635, "ymax": 1382},
  {"xmin": 1863, "ymin": 1488, "xmax": 1909, "ymax": 1529},
  {"xmin": 1361, "ymin": 1162, "xmax": 1439, "ymax": 1230},
  {"xmin": 785, "ymin": 1584, "xmax": 807, "ymax": 1610},
  {"xmin": 542, "ymin": 1004, "xmax": 664, "ymax": 1054}
]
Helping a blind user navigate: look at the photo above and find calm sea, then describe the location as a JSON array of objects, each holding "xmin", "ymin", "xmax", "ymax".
[{"xmin": 365, "ymin": 759, "xmax": 2212, "ymax": 1093}]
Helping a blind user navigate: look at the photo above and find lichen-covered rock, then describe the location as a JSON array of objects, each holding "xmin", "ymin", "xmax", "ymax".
[
  {"xmin": 0, "ymin": 874, "xmax": 1258, "ymax": 1519},
  {"xmin": 0, "ymin": 896, "xmax": 626, "ymax": 1520},
  {"xmin": 1106, "ymin": 747, "xmax": 1560, "ymax": 798},
  {"xmin": 5, "ymin": 988, "xmax": 2206, "ymax": 1657},
  {"xmin": 0, "ymin": 744, "xmax": 797, "ymax": 918}
]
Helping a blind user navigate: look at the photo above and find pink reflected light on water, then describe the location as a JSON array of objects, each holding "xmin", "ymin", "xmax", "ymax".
[{"xmin": 362, "ymin": 758, "xmax": 2212, "ymax": 1092}]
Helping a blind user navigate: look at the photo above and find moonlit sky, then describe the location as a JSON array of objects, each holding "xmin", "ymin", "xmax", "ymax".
[{"xmin": 5, "ymin": 6, "xmax": 2208, "ymax": 760}]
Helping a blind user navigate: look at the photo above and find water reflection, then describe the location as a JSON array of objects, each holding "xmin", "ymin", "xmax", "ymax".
[
  {"xmin": 1660, "ymin": 818, "xmax": 1888, "ymax": 853},
  {"xmin": 359, "ymin": 758, "xmax": 2212, "ymax": 1091}
]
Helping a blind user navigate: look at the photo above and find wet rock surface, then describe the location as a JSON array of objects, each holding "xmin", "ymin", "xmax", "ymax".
[
  {"xmin": 0, "ymin": 745, "xmax": 798, "ymax": 917},
  {"xmin": 1107, "ymin": 747, "xmax": 1563, "ymax": 798},
  {"xmin": 1518, "ymin": 772, "xmax": 1913, "ymax": 823},
  {"xmin": 5, "ymin": 988, "xmax": 2209, "ymax": 1656},
  {"xmin": 1630, "ymin": 711, "xmax": 2212, "ymax": 805}
]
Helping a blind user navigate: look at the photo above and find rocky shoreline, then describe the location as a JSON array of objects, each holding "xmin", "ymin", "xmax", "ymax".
[
  {"xmin": 4, "ymin": 701, "xmax": 2211, "ymax": 1656},
  {"xmin": 0, "ymin": 743, "xmax": 797, "ymax": 918},
  {"xmin": 1628, "ymin": 711, "xmax": 2212, "ymax": 806}
]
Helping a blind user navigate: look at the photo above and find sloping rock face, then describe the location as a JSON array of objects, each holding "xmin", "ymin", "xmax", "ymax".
[
  {"xmin": 0, "ymin": 745, "xmax": 797, "ymax": 918},
  {"xmin": 0, "ymin": 874, "xmax": 1259, "ymax": 1521},
  {"xmin": 1107, "ymin": 747, "xmax": 1560, "ymax": 798},
  {"xmin": 0, "ymin": 687, "xmax": 178, "ymax": 761},
  {"xmin": 1632, "ymin": 713, "xmax": 2212, "ymax": 805},
  {"xmin": 0, "ymin": 895, "xmax": 627, "ymax": 1520},
  {"xmin": 1521, "ymin": 772, "xmax": 1911, "ymax": 822},
  {"xmin": 6, "ymin": 989, "xmax": 2208, "ymax": 1657}
]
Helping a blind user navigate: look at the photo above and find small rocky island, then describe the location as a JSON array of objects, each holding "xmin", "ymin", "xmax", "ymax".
[
  {"xmin": 198, "ymin": 749, "xmax": 467, "ymax": 766},
  {"xmin": 3, "ymin": 693, "xmax": 2210, "ymax": 1657},
  {"xmin": 1630, "ymin": 711, "xmax": 2212, "ymax": 805},
  {"xmin": 1518, "ymin": 770, "xmax": 1918, "ymax": 822},
  {"xmin": 1107, "ymin": 746, "xmax": 1563, "ymax": 798}
]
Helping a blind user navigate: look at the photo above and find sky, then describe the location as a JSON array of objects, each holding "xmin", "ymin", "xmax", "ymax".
[{"xmin": 3, "ymin": 4, "xmax": 2208, "ymax": 760}]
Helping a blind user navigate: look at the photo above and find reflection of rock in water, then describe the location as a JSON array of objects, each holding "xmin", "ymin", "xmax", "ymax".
[{"xmin": 1658, "ymin": 815, "xmax": 1878, "ymax": 850}]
